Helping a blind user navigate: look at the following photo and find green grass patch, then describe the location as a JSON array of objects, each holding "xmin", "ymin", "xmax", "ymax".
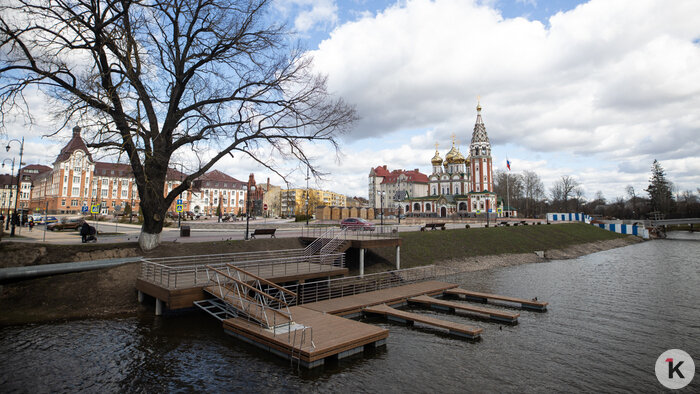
[{"xmin": 369, "ymin": 223, "xmax": 627, "ymax": 271}]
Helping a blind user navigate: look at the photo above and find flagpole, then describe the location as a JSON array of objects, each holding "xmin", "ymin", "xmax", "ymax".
[{"xmin": 506, "ymin": 157, "xmax": 510, "ymax": 218}]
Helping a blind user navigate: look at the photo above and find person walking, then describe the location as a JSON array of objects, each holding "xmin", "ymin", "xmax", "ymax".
[{"xmin": 28, "ymin": 217, "xmax": 34, "ymax": 231}]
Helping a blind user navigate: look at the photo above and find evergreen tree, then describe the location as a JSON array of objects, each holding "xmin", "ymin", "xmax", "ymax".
[{"xmin": 645, "ymin": 160, "xmax": 674, "ymax": 215}]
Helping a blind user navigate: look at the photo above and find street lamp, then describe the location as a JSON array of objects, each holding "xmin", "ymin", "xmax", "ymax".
[
  {"xmin": 5, "ymin": 137, "xmax": 23, "ymax": 236},
  {"xmin": 305, "ymin": 166, "xmax": 310, "ymax": 226},
  {"xmin": 243, "ymin": 184, "xmax": 256, "ymax": 240},
  {"xmin": 377, "ymin": 190, "xmax": 385, "ymax": 227},
  {"xmin": 2, "ymin": 158, "xmax": 15, "ymax": 230}
]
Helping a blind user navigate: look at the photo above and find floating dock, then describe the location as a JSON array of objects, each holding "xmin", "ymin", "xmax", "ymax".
[
  {"xmin": 407, "ymin": 295, "xmax": 520, "ymax": 324},
  {"xmin": 445, "ymin": 288, "xmax": 548, "ymax": 311},
  {"xmin": 223, "ymin": 306, "xmax": 388, "ymax": 368},
  {"xmin": 300, "ymin": 280, "xmax": 458, "ymax": 317},
  {"xmin": 363, "ymin": 303, "xmax": 483, "ymax": 339}
]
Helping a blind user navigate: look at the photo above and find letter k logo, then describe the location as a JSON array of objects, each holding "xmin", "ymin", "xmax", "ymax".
[{"xmin": 666, "ymin": 358, "xmax": 685, "ymax": 379}]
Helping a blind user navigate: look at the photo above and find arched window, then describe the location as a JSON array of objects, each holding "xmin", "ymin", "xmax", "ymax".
[
  {"xmin": 459, "ymin": 202, "xmax": 467, "ymax": 211},
  {"xmin": 414, "ymin": 203, "xmax": 420, "ymax": 211},
  {"xmin": 425, "ymin": 203, "xmax": 432, "ymax": 211},
  {"xmin": 432, "ymin": 187, "xmax": 436, "ymax": 195},
  {"xmin": 454, "ymin": 185, "xmax": 459, "ymax": 194}
]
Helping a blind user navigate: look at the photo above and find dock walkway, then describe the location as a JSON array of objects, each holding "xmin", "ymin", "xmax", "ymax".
[
  {"xmin": 300, "ymin": 280, "xmax": 458, "ymax": 317},
  {"xmin": 408, "ymin": 295, "xmax": 520, "ymax": 324},
  {"xmin": 363, "ymin": 303, "xmax": 483, "ymax": 339},
  {"xmin": 445, "ymin": 288, "xmax": 548, "ymax": 311}
]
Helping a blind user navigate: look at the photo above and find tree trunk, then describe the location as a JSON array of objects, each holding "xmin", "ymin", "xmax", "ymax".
[{"xmin": 137, "ymin": 173, "xmax": 167, "ymax": 251}]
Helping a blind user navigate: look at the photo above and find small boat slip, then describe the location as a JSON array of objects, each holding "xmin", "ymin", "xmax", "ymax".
[
  {"xmin": 363, "ymin": 303, "xmax": 483, "ymax": 339},
  {"xmin": 444, "ymin": 288, "xmax": 548, "ymax": 311},
  {"xmin": 300, "ymin": 280, "xmax": 459, "ymax": 317},
  {"xmin": 407, "ymin": 295, "xmax": 520, "ymax": 324}
]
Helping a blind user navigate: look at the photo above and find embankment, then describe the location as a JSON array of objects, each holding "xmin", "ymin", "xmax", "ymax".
[
  {"xmin": 0, "ymin": 224, "xmax": 641, "ymax": 325},
  {"xmin": 363, "ymin": 223, "xmax": 642, "ymax": 273}
]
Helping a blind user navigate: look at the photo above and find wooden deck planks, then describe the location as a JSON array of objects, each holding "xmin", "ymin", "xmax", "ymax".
[
  {"xmin": 300, "ymin": 281, "xmax": 459, "ymax": 316},
  {"xmin": 223, "ymin": 305, "xmax": 388, "ymax": 363},
  {"xmin": 408, "ymin": 295, "xmax": 520, "ymax": 323},
  {"xmin": 445, "ymin": 288, "xmax": 548, "ymax": 310},
  {"xmin": 363, "ymin": 303, "xmax": 483, "ymax": 339}
]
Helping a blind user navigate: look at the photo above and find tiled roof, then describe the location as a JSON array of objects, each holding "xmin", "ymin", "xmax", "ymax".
[
  {"xmin": 371, "ymin": 165, "xmax": 392, "ymax": 177},
  {"xmin": 94, "ymin": 162, "xmax": 133, "ymax": 177},
  {"xmin": 55, "ymin": 126, "xmax": 93, "ymax": 164},
  {"xmin": 197, "ymin": 170, "xmax": 244, "ymax": 189},
  {"xmin": 380, "ymin": 169, "xmax": 429, "ymax": 184},
  {"xmin": 19, "ymin": 164, "xmax": 52, "ymax": 183},
  {"xmin": 0, "ymin": 174, "xmax": 16, "ymax": 187}
]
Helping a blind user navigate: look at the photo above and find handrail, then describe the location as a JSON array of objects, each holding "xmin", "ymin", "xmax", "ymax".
[
  {"xmin": 226, "ymin": 263, "xmax": 298, "ymax": 299},
  {"xmin": 206, "ymin": 265, "xmax": 290, "ymax": 307}
]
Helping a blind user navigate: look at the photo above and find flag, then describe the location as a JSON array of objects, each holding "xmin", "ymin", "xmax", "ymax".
[{"xmin": 506, "ymin": 159, "xmax": 511, "ymax": 171}]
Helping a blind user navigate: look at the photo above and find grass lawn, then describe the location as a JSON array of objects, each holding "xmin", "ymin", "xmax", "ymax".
[{"xmin": 368, "ymin": 223, "xmax": 627, "ymax": 270}]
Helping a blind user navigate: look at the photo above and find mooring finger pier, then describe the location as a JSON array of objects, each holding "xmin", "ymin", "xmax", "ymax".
[{"xmin": 135, "ymin": 227, "xmax": 547, "ymax": 368}]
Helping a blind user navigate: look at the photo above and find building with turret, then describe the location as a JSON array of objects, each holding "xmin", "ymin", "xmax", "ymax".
[{"xmin": 405, "ymin": 102, "xmax": 498, "ymax": 217}]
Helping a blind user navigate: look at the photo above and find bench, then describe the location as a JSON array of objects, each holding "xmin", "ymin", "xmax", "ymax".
[
  {"xmin": 421, "ymin": 223, "xmax": 445, "ymax": 231},
  {"xmin": 251, "ymin": 228, "xmax": 276, "ymax": 238}
]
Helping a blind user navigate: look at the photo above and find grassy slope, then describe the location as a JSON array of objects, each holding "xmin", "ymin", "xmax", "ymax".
[{"xmin": 368, "ymin": 223, "xmax": 626, "ymax": 270}]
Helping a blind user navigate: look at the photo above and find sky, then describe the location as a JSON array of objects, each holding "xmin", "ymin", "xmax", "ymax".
[{"xmin": 3, "ymin": 0, "xmax": 700, "ymax": 203}]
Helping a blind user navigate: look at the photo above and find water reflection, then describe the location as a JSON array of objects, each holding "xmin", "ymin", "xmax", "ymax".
[{"xmin": 1, "ymin": 233, "xmax": 698, "ymax": 392}]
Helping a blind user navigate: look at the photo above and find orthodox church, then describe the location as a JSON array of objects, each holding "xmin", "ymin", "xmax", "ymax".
[{"xmin": 406, "ymin": 102, "xmax": 499, "ymax": 217}]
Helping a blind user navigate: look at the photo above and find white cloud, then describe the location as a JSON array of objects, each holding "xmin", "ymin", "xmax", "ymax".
[
  {"xmin": 276, "ymin": 0, "xmax": 339, "ymax": 33},
  {"xmin": 306, "ymin": 0, "xmax": 700, "ymax": 197}
]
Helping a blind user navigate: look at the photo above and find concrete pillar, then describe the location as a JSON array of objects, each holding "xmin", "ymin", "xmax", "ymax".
[
  {"xmin": 396, "ymin": 245, "xmax": 400, "ymax": 270},
  {"xmin": 137, "ymin": 290, "xmax": 144, "ymax": 303},
  {"xmin": 359, "ymin": 248, "xmax": 365, "ymax": 277},
  {"xmin": 155, "ymin": 298, "xmax": 163, "ymax": 316}
]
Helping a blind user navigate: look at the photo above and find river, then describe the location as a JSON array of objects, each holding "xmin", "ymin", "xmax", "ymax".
[{"xmin": 1, "ymin": 232, "xmax": 698, "ymax": 392}]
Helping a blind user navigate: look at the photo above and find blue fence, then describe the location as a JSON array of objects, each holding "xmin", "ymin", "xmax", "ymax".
[{"xmin": 547, "ymin": 212, "xmax": 649, "ymax": 239}]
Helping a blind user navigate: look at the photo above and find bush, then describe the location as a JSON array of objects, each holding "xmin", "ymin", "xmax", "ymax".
[{"xmin": 294, "ymin": 214, "xmax": 312, "ymax": 222}]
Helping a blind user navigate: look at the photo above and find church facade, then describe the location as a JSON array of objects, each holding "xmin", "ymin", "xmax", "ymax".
[{"xmin": 405, "ymin": 102, "xmax": 499, "ymax": 217}]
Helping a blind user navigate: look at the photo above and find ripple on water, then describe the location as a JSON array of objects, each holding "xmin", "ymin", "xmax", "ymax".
[{"xmin": 1, "ymin": 233, "xmax": 699, "ymax": 392}]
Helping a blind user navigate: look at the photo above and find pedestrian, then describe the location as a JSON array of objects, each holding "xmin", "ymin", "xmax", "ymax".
[
  {"xmin": 28, "ymin": 217, "xmax": 34, "ymax": 231},
  {"xmin": 80, "ymin": 221, "xmax": 90, "ymax": 243}
]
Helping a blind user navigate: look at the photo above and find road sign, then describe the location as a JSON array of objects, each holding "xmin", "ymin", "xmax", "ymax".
[
  {"xmin": 497, "ymin": 207, "xmax": 503, "ymax": 213},
  {"xmin": 176, "ymin": 204, "xmax": 183, "ymax": 212},
  {"xmin": 81, "ymin": 205, "xmax": 89, "ymax": 213},
  {"xmin": 90, "ymin": 204, "xmax": 100, "ymax": 214},
  {"xmin": 263, "ymin": 203, "xmax": 268, "ymax": 211},
  {"xmin": 488, "ymin": 209, "xmax": 493, "ymax": 213},
  {"xmin": 177, "ymin": 199, "xmax": 183, "ymax": 205},
  {"xmin": 476, "ymin": 209, "xmax": 481, "ymax": 214}
]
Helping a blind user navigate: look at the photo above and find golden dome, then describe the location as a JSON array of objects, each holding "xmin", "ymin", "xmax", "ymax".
[
  {"xmin": 431, "ymin": 149, "xmax": 443, "ymax": 165},
  {"xmin": 453, "ymin": 148, "xmax": 466, "ymax": 164},
  {"xmin": 444, "ymin": 144, "xmax": 459, "ymax": 164}
]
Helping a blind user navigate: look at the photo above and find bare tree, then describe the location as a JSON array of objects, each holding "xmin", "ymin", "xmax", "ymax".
[
  {"xmin": 551, "ymin": 175, "xmax": 579, "ymax": 211},
  {"xmin": 521, "ymin": 170, "xmax": 544, "ymax": 217},
  {"xmin": 0, "ymin": 0, "xmax": 357, "ymax": 250}
]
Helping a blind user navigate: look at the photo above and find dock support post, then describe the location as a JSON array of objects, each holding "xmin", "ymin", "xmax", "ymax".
[
  {"xmin": 359, "ymin": 248, "xmax": 365, "ymax": 277},
  {"xmin": 137, "ymin": 290, "xmax": 143, "ymax": 303},
  {"xmin": 396, "ymin": 245, "xmax": 400, "ymax": 270},
  {"xmin": 155, "ymin": 298, "xmax": 163, "ymax": 316}
]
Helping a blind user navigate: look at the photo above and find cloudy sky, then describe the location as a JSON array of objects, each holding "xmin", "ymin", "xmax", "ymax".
[{"xmin": 4, "ymin": 0, "xmax": 700, "ymax": 203}]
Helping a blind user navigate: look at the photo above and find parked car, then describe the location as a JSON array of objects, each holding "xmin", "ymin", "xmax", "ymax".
[
  {"xmin": 340, "ymin": 217, "xmax": 375, "ymax": 231},
  {"xmin": 47, "ymin": 217, "xmax": 85, "ymax": 231},
  {"xmin": 35, "ymin": 215, "xmax": 58, "ymax": 224}
]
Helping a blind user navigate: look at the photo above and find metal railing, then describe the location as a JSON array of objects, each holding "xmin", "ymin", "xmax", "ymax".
[
  {"xmin": 283, "ymin": 265, "xmax": 454, "ymax": 305},
  {"xmin": 140, "ymin": 252, "xmax": 345, "ymax": 289},
  {"xmin": 301, "ymin": 224, "xmax": 400, "ymax": 241}
]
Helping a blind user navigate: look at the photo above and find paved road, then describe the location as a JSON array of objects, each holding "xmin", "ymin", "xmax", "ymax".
[{"xmin": 1, "ymin": 218, "xmax": 546, "ymax": 245}]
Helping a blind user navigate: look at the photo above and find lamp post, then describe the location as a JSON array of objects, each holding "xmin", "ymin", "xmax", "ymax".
[
  {"xmin": 377, "ymin": 190, "xmax": 385, "ymax": 227},
  {"xmin": 5, "ymin": 137, "xmax": 23, "ymax": 236},
  {"xmin": 243, "ymin": 184, "xmax": 255, "ymax": 240},
  {"xmin": 305, "ymin": 166, "xmax": 310, "ymax": 226},
  {"xmin": 2, "ymin": 158, "xmax": 15, "ymax": 231}
]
